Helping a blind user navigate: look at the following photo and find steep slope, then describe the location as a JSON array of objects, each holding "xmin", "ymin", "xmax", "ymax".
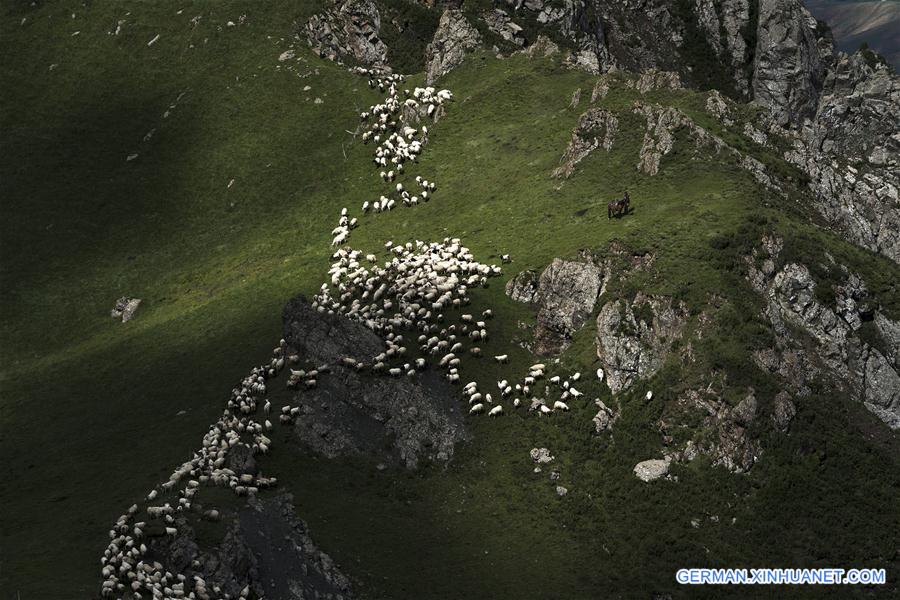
[{"xmin": 1, "ymin": 2, "xmax": 899, "ymax": 600}]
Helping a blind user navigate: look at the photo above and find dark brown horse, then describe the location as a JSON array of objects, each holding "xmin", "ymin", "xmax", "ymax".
[{"xmin": 608, "ymin": 191, "xmax": 630, "ymax": 219}]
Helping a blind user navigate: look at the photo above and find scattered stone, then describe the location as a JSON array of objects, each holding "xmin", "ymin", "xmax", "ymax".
[
  {"xmin": 111, "ymin": 296, "xmax": 142, "ymax": 323},
  {"xmin": 530, "ymin": 447, "xmax": 554, "ymax": 464}
]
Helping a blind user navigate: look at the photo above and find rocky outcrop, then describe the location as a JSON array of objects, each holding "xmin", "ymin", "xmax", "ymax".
[
  {"xmin": 507, "ymin": 258, "xmax": 603, "ymax": 355},
  {"xmin": 664, "ymin": 387, "xmax": 764, "ymax": 473},
  {"xmin": 595, "ymin": 293, "xmax": 689, "ymax": 394},
  {"xmin": 694, "ymin": 0, "xmax": 752, "ymax": 94},
  {"xmin": 505, "ymin": 269, "xmax": 540, "ymax": 304},
  {"xmin": 148, "ymin": 493, "xmax": 353, "ymax": 599},
  {"xmin": 625, "ymin": 69, "xmax": 682, "ymax": 94},
  {"xmin": 746, "ymin": 237, "xmax": 900, "ymax": 429},
  {"xmin": 482, "ymin": 9, "xmax": 525, "ymax": 47},
  {"xmin": 282, "ymin": 295, "xmax": 468, "ymax": 468},
  {"xmin": 424, "ymin": 10, "xmax": 481, "ymax": 84},
  {"xmin": 780, "ymin": 52, "xmax": 900, "ymax": 264},
  {"xmin": 752, "ymin": 0, "xmax": 826, "ymax": 125},
  {"xmin": 305, "ymin": 0, "xmax": 388, "ymax": 67},
  {"xmin": 592, "ymin": 398, "xmax": 617, "ymax": 433},
  {"xmin": 633, "ymin": 457, "xmax": 671, "ymax": 482},
  {"xmin": 521, "ymin": 34, "xmax": 559, "ymax": 59},
  {"xmin": 552, "ymin": 108, "xmax": 619, "ymax": 178}
]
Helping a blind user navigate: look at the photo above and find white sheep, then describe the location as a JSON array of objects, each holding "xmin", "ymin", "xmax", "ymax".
[
  {"xmin": 489, "ymin": 405, "xmax": 503, "ymax": 417},
  {"xmin": 469, "ymin": 403, "xmax": 485, "ymax": 415}
]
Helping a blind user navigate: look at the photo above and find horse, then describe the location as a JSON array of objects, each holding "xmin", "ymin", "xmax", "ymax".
[{"xmin": 607, "ymin": 191, "xmax": 630, "ymax": 219}]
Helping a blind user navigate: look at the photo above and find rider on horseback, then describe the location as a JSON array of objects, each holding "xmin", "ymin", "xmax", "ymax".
[{"xmin": 607, "ymin": 191, "xmax": 630, "ymax": 220}]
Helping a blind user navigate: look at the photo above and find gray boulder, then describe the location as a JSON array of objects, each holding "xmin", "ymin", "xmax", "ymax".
[{"xmin": 633, "ymin": 458, "xmax": 671, "ymax": 482}]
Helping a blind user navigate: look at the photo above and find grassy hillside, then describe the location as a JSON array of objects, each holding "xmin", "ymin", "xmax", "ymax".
[{"xmin": 1, "ymin": 2, "xmax": 898, "ymax": 599}]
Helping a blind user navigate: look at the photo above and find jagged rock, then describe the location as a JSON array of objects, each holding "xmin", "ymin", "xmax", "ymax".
[
  {"xmin": 752, "ymin": 0, "xmax": 825, "ymax": 126},
  {"xmin": 771, "ymin": 391, "xmax": 797, "ymax": 432},
  {"xmin": 282, "ymin": 295, "xmax": 467, "ymax": 467},
  {"xmin": 591, "ymin": 77, "xmax": 609, "ymax": 102},
  {"xmin": 482, "ymin": 9, "xmax": 525, "ymax": 47},
  {"xmin": 569, "ymin": 87, "xmax": 581, "ymax": 109},
  {"xmin": 778, "ymin": 51, "xmax": 900, "ymax": 263},
  {"xmin": 305, "ymin": 0, "xmax": 388, "ymax": 67},
  {"xmin": 633, "ymin": 458, "xmax": 670, "ymax": 482},
  {"xmin": 746, "ymin": 238, "xmax": 900, "ymax": 429},
  {"xmin": 424, "ymin": 10, "xmax": 481, "ymax": 84},
  {"xmin": 625, "ymin": 69, "xmax": 682, "ymax": 94},
  {"xmin": 635, "ymin": 104, "xmax": 683, "ymax": 175},
  {"xmin": 111, "ymin": 296, "xmax": 141, "ymax": 322},
  {"xmin": 693, "ymin": 0, "xmax": 752, "ymax": 94},
  {"xmin": 633, "ymin": 103, "xmax": 780, "ymax": 192},
  {"xmin": 530, "ymin": 447, "xmax": 554, "ymax": 463},
  {"xmin": 743, "ymin": 122, "xmax": 769, "ymax": 146},
  {"xmin": 521, "ymin": 34, "xmax": 559, "ymax": 58},
  {"xmin": 705, "ymin": 89, "xmax": 730, "ymax": 121},
  {"xmin": 667, "ymin": 386, "xmax": 763, "ymax": 473},
  {"xmin": 592, "ymin": 398, "xmax": 616, "ymax": 433},
  {"xmin": 595, "ymin": 293, "xmax": 689, "ymax": 394},
  {"xmin": 552, "ymin": 108, "xmax": 618, "ymax": 178},
  {"xmin": 505, "ymin": 269, "xmax": 540, "ymax": 304},
  {"xmin": 530, "ymin": 258, "xmax": 603, "ymax": 355},
  {"xmin": 732, "ymin": 391, "xmax": 758, "ymax": 426}
]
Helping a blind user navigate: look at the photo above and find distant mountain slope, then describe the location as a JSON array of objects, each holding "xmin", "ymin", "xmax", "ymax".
[{"xmin": 805, "ymin": 0, "xmax": 900, "ymax": 68}]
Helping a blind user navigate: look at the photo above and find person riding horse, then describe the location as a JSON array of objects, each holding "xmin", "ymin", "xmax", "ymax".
[{"xmin": 608, "ymin": 191, "xmax": 630, "ymax": 219}]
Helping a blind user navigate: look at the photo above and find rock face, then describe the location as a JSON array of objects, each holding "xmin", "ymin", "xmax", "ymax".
[
  {"xmin": 148, "ymin": 493, "xmax": 353, "ymax": 599},
  {"xmin": 780, "ymin": 52, "xmax": 900, "ymax": 264},
  {"xmin": 424, "ymin": 9, "xmax": 481, "ymax": 84},
  {"xmin": 747, "ymin": 237, "xmax": 900, "ymax": 429},
  {"xmin": 595, "ymin": 294, "xmax": 689, "ymax": 394},
  {"xmin": 752, "ymin": 0, "xmax": 825, "ymax": 126},
  {"xmin": 305, "ymin": 0, "xmax": 388, "ymax": 67},
  {"xmin": 633, "ymin": 457, "xmax": 671, "ymax": 482},
  {"xmin": 282, "ymin": 295, "xmax": 468, "ymax": 468},
  {"xmin": 552, "ymin": 108, "xmax": 619, "ymax": 178},
  {"xmin": 507, "ymin": 258, "xmax": 603, "ymax": 355},
  {"xmin": 694, "ymin": 0, "xmax": 752, "ymax": 94}
]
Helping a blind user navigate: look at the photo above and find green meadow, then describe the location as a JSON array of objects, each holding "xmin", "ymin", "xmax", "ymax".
[{"xmin": 1, "ymin": 2, "xmax": 898, "ymax": 598}]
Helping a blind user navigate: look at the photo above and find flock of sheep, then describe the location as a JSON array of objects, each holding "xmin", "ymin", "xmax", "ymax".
[{"xmin": 97, "ymin": 66, "xmax": 603, "ymax": 599}]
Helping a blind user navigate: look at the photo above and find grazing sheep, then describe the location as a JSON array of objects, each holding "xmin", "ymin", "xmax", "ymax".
[
  {"xmin": 489, "ymin": 405, "xmax": 503, "ymax": 417},
  {"xmin": 553, "ymin": 401, "xmax": 569, "ymax": 411},
  {"xmin": 469, "ymin": 403, "xmax": 485, "ymax": 415},
  {"xmin": 494, "ymin": 354, "xmax": 509, "ymax": 363}
]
